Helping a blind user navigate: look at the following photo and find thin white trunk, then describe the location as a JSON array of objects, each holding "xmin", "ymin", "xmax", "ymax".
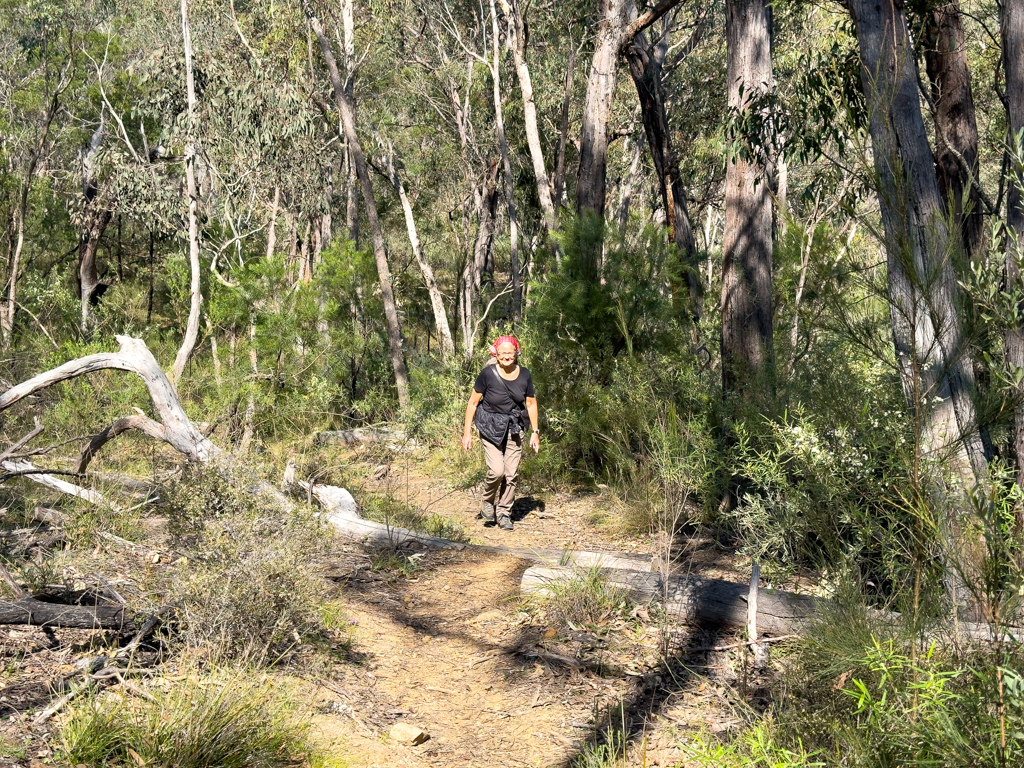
[
  {"xmin": 265, "ymin": 185, "xmax": 279, "ymax": 260},
  {"xmin": 172, "ymin": 0, "xmax": 203, "ymax": 385},
  {"xmin": 376, "ymin": 135, "xmax": 455, "ymax": 359},
  {"xmin": 500, "ymin": 0, "xmax": 556, "ymax": 231}
]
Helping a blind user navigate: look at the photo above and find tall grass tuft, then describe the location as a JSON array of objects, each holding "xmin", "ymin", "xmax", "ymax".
[{"xmin": 57, "ymin": 670, "xmax": 325, "ymax": 768}]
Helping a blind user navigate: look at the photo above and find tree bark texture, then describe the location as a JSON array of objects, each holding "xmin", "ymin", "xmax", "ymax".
[
  {"xmin": 924, "ymin": 2, "xmax": 984, "ymax": 260},
  {"xmin": 576, "ymin": 0, "xmax": 627, "ymax": 221},
  {"xmin": 720, "ymin": 0, "xmax": 774, "ymax": 395},
  {"xmin": 623, "ymin": 6, "xmax": 702, "ymax": 320},
  {"xmin": 172, "ymin": 0, "xmax": 204, "ymax": 385},
  {"xmin": 0, "ymin": 599, "xmax": 131, "ymax": 630},
  {"xmin": 849, "ymin": 0, "xmax": 987, "ymax": 482},
  {"xmin": 303, "ymin": 1, "xmax": 411, "ymax": 410},
  {"xmin": 849, "ymin": 0, "xmax": 989, "ymax": 617},
  {"xmin": 1003, "ymin": 0, "xmax": 1024, "ymax": 498},
  {"xmin": 522, "ymin": 566, "xmax": 818, "ymax": 636}
]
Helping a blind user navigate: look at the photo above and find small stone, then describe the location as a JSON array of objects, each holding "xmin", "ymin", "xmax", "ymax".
[{"xmin": 389, "ymin": 722, "xmax": 430, "ymax": 746}]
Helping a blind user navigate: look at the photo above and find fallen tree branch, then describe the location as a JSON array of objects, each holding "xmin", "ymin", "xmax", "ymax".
[
  {"xmin": 77, "ymin": 414, "xmax": 170, "ymax": 473},
  {"xmin": 0, "ymin": 598, "xmax": 131, "ymax": 629},
  {"xmin": 0, "ymin": 416, "xmax": 44, "ymax": 462},
  {"xmin": 1, "ymin": 460, "xmax": 109, "ymax": 506}
]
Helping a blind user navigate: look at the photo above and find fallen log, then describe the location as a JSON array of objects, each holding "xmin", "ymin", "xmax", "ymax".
[
  {"xmin": 521, "ymin": 566, "xmax": 1023, "ymax": 643},
  {"xmin": 522, "ymin": 565, "xmax": 820, "ymax": 636},
  {"xmin": 303, "ymin": 479, "xmax": 654, "ymax": 568},
  {"xmin": 317, "ymin": 427, "xmax": 409, "ymax": 447},
  {"xmin": 0, "ymin": 598, "xmax": 131, "ymax": 629}
]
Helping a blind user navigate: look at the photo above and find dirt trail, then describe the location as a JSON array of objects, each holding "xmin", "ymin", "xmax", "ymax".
[{"xmin": 307, "ymin": 458, "xmax": 753, "ymax": 767}]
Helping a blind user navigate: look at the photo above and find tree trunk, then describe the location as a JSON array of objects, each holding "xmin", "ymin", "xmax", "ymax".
[
  {"xmin": 376, "ymin": 135, "xmax": 455, "ymax": 359},
  {"xmin": 623, "ymin": 6, "xmax": 702, "ymax": 320},
  {"xmin": 849, "ymin": 0, "xmax": 988, "ymax": 616},
  {"xmin": 553, "ymin": 43, "xmax": 576, "ymax": 210},
  {"xmin": 1003, "ymin": 0, "xmax": 1024, "ymax": 505},
  {"xmin": 489, "ymin": 0, "xmax": 521, "ymax": 322},
  {"xmin": 924, "ymin": 1, "xmax": 984, "ymax": 260},
  {"xmin": 501, "ymin": 0, "xmax": 556, "ymax": 231},
  {"xmin": 1, "ymin": 89, "xmax": 62, "ymax": 349},
  {"xmin": 303, "ymin": 1, "xmax": 410, "ymax": 410},
  {"xmin": 79, "ymin": 208, "xmax": 113, "ymax": 334},
  {"xmin": 720, "ymin": 0, "xmax": 774, "ymax": 396},
  {"xmin": 462, "ymin": 164, "xmax": 500, "ymax": 359},
  {"xmin": 576, "ymin": 0, "xmax": 627, "ymax": 221},
  {"xmin": 171, "ymin": 0, "xmax": 203, "ymax": 385},
  {"xmin": 0, "ymin": 599, "xmax": 131, "ymax": 630},
  {"xmin": 522, "ymin": 565, "xmax": 818, "ymax": 636}
]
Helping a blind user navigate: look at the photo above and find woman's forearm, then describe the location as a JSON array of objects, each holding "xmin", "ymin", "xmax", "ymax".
[
  {"xmin": 527, "ymin": 401, "xmax": 538, "ymax": 432},
  {"xmin": 463, "ymin": 403, "xmax": 477, "ymax": 435}
]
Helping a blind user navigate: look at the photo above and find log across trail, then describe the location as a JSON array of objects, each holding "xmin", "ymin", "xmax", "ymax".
[{"xmin": 523, "ymin": 565, "xmax": 819, "ymax": 636}]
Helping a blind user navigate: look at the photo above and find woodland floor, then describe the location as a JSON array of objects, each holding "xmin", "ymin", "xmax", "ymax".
[{"xmin": 0, "ymin": 444, "xmax": 798, "ymax": 767}]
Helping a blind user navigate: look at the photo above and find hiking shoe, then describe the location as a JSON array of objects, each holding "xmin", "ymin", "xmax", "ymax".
[
  {"xmin": 498, "ymin": 516, "xmax": 513, "ymax": 531},
  {"xmin": 479, "ymin": 503, "xmax": 496, "ymax": 524}
]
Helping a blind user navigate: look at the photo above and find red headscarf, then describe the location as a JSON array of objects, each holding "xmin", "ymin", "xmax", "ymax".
[{"xmin": 488, "ymin": 335, "xmax": 521, "ymax": 357}]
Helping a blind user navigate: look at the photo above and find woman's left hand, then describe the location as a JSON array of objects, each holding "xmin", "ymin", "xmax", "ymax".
[{"xmin": 529, "ymin": 432, "xmax": 540, "ymax": 453}]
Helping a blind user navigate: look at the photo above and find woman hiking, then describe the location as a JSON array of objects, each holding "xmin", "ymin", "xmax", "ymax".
[{"xmin": 461, "ymin": 336, "xmax": 539, "ymax": 531}]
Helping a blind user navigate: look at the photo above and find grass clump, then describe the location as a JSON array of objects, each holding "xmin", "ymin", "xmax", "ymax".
[
  {"xmin": 57, "ymin": 669, "xmax": 329, "ymax": 768},
  {"xmin": 359, "ymin": 491, "xmax": 467, "ymax": 542},
  {"xmin": 532, "ymin": 566, "xmax": 634, "ymax": 631}
]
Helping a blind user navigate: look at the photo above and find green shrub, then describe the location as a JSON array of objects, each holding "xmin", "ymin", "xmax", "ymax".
[{"xmin": 160, "ymin": 467, "xmax": 335, "ymax": 664}]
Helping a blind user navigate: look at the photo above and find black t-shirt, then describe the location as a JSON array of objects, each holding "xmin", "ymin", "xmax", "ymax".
[{"xmin": 474, "ymin": 365, "xmax": 535, "ymax": 414}]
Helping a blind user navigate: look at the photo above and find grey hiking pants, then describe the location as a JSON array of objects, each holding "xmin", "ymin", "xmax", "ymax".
[{"xmin": 482, "ymin": 433, "xmax": 522, "ymax": 519}]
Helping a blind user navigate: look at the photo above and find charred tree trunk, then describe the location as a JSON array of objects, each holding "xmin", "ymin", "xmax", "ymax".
[
  {"xmin": 1003, "ymin": 0, "xmax": 1024, "ymax": 502},
  {"xmin": 720, "ymin": 0, "xmax": 774, "ymax": 396},
  {"xmin": 623, "ymin": 8, "xmax": 702, "ymax": 320},
  {"xmin": 303, "ymin": 1, "xmax": 410, "ymax": 410},
  {"xmin": 79, "ymin": 208, "xmax": 112, "ymax": 334},
  {"xmin": 924, "ymin": 1, "xmax": 984, "ymax": 260}
]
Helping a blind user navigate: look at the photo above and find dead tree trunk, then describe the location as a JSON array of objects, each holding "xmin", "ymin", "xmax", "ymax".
[
  {"xmin": 303, "ymin": 1, "xmax": 410, "ymax": 410},
  {"xmin": 924, "ymin": 1, "xmax": 985, "ymax": 260},
  {"xmin": 79, "ymin": 119, "xmax": 112, "ymax": 334},
  {"xmin": 720, "ymin": 0, "xmax": 774, "ymax": 396},
  {"xmin": 171, "ymin": 0, "xmax": 203, "ymax": 385},
  {"xmin": 622, "ymin": 6, "xmax": 702, "ymax": 320},
  {"xmin": 522, "ymin": 565, "xmax": 818, "ymax": 636}
]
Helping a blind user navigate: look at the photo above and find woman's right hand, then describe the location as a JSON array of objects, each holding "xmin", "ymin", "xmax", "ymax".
[{"xmin": 461, "ymin": 432, "xmax": 473, "ymax": 451}]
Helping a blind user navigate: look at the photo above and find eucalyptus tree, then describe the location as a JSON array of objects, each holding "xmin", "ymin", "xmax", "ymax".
[
  {"xmin": 720, "ymin": 0, "xmax": 774, "ymax": 397},
  {"xmin": 1003, "ymin": 0, "xmax": 1024, "ymax": 494},
  {"xmin": 923, "ymin": 1, "xmax": 987, "ymax": 261},
  {"xmin": 302, "ymin": 0, "xmax": 411, "ymax": 410}
]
